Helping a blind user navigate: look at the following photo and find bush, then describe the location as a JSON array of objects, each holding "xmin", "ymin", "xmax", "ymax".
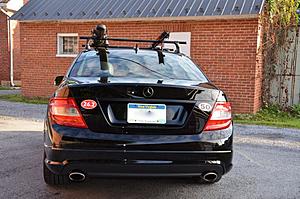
[
  {"xmin": 234, "ymin": 104, "xmax": 298, "ymax": 120},
  {"xmin": 290, "ymin": 104, "xmax": 300, "ymax": 117},
  {"xmin": 234, "ymin": 104, "xmax": 300, "ymax": 129}
]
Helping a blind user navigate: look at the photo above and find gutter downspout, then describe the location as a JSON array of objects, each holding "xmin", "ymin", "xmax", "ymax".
[{"xmin": 8, "ymin": 16, "xmax": 15, "ymax": 87}]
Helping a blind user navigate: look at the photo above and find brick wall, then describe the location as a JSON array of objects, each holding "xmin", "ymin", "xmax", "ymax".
[
  {"xmin": 19, "ymin": 18, "xmax": 263, "ymax": 113},
  {"xmin": 0, "ymin": 11, "xmax": 9, "ymax": 83}
]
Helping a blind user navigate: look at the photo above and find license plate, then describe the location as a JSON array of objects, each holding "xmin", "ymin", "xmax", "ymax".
[{"xmin": 127, "ymin": 103, "xmax": 166, "ymax": 124}]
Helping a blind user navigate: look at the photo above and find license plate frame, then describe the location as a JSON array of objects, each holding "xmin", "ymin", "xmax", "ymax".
[{"xmin": 127, "ymin": 103, "xmax": 167, "ymax": 124}]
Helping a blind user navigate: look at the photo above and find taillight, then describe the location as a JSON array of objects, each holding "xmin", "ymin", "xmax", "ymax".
[
  {"xmin": 49, "ymin": 98, "xmax": 87, "ymax": 128},
  {"xmin": 203, "ymin": 102, "xmax": 232, "ymax": 131}
]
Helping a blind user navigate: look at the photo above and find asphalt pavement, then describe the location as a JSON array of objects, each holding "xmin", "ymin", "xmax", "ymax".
[{"xmin": 0, "ymin": 98, "xmax": 299, "ymax": 199}]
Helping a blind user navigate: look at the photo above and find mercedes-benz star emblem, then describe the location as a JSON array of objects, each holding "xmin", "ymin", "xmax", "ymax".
[{"xmin": 143, "ymin": 87, "xmax": 154, "ymax": 97}]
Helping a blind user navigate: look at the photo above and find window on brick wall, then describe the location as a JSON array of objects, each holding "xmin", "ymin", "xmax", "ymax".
[{"xmin": 57, "ymin": 33, "xmax": 78, "ymax": 57}]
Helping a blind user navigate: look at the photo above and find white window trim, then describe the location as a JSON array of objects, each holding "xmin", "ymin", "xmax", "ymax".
[{"xmin": 56, "ymin": 33, "xmax": 78, "ymax": 57}]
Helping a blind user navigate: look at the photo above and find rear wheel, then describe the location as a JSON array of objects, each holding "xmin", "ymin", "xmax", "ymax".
[{"xmin": 43, "ymin": 154, "xmax": 69, "ymax": 185}]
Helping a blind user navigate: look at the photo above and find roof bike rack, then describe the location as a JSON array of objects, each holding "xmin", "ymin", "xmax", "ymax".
[
  {"xmin": 79, "ymin": 25, "xmax": 187, "ymax": 83},
  {"xmin": 80, "ymin": 25, "xmax": 187, "ymax": 54}
]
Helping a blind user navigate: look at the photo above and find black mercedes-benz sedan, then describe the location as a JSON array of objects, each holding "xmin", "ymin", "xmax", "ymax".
[{"xmin": 43, "ymin": 27, "xmax": 233, "ymax": 185}]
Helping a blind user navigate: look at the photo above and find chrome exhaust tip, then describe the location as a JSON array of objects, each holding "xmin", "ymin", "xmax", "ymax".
[
  {"xmin": 69, "ymin": 171, "xmax": 86, "ymax": 182},
  {"xmin": 202, "ymin": 172, "xmax": 218, "ymax": 183}
]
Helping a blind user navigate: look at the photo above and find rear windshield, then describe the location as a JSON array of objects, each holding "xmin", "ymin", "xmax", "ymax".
[{"xmin": 69, "ymin": 49, "xmax": 208, "ymax": 82}]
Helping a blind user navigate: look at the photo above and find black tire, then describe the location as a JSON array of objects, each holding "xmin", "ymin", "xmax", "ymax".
[{"xmin": 43, "ymin": 155, "xmax": 70, "ymax": 185}]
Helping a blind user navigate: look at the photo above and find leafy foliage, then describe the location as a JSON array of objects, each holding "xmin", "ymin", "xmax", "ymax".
[
  {"xmin": 262, "ymin": 0, "xmax": 300, "ymax": 107},
  {"xmin": 234, "ymin": 104, "xmax": 300, "ymax": 129},
  {"xmin": 290, "ymin": 104, "xmax": 300, "ymax": 117},
  {"xmin": 267, "ymin": 0, "xmax": 299, "ymax": 26}
]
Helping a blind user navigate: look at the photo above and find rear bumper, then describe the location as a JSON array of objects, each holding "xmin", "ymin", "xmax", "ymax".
[
  {"xmin": 44, "ymin": 121, "xmax": 233, "ymax": 177},
  {"xmin": 44, "ymin": 146, "xmax": 232, "ymax": 177}
]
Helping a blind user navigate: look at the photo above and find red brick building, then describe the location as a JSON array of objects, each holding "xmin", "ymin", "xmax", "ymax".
[
  {"xmin": 11, "ymin": 0, "xmax": 265, "ymax": 113},
  {"xmin": 0, "ymin": 0, "xmax": 27, "ymax": 86}
]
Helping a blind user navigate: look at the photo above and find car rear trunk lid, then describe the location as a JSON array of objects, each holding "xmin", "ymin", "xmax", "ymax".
[{"xmin": 68, "ymin": 80, "xmax": 220, "ymax": 135}]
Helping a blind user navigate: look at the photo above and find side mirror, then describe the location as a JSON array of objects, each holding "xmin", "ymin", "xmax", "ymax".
[{"xmin": 54, "ymin": 76, "xmax": 64, "ymax": 86}]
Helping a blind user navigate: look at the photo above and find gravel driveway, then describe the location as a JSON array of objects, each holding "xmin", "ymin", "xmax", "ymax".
[
  {"xmin": 0, "ymin": 90, "xmax": 47, "ymax": 121},
  {"xmin": 0, "ymin": 99, "xmax": 299, "ymax": 199},
  {"xmin": 0, "ymin": 89, "xmax": 21, "ymax": 96},
  {"xmin": 0, "ymin": 100, "xmax": 47, "ymax": 121}
]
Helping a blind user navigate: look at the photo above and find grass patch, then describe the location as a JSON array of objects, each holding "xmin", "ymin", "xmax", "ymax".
[
  {"xmin": 0, "ymin": 94, "xmax": 49, "ymax": 104},
  {"xmin": 0, "ymin": 86, "xmax": 11, "ymax": 90},
  {"xmin": 234, "ymin": 104, "xmax": 300, "ymax": 129}
]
